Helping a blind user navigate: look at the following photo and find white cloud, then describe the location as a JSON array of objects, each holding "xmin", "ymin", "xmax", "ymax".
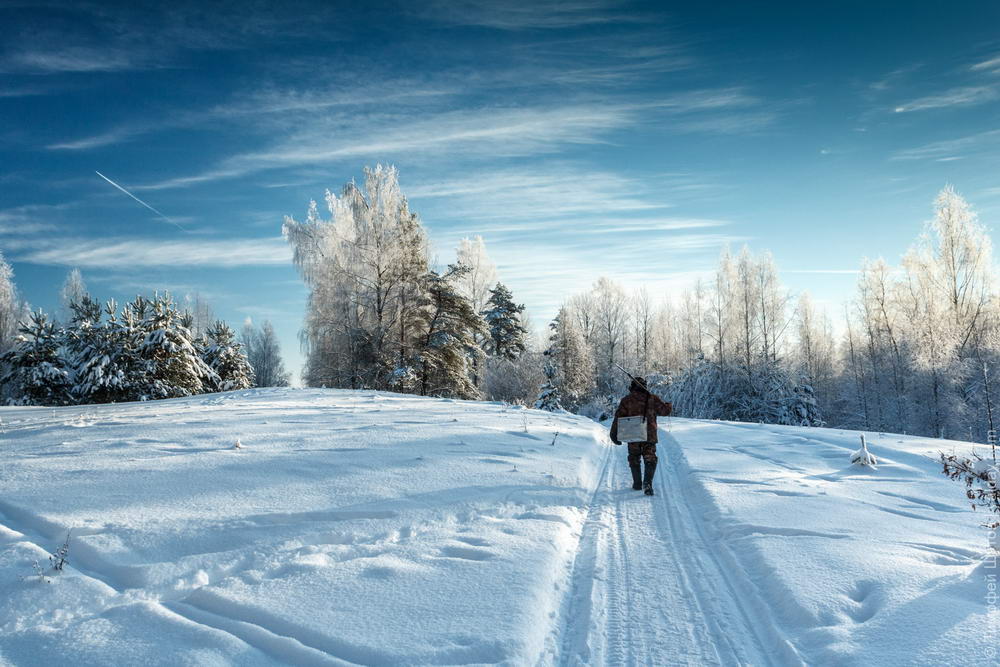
[
  {"xmin": 891, "ymin": 129, "xmax": 1000, "ymax": 161},
  {"xmin": 5, "ymin": 47, "xmax": 145, "ymax": 74},
  {"xmin": 135, "ymin": 103, "xmax": 639, "ymax": 190},
  {"xmin": 893, "ymin": 85, "xmax": 998, "ymax": 113},
  {"xmin": 48, "ymin": 127, "xmax": 142, "ymax": 151},
  {"xmin": 971, "ymin": 54, "xmax": 1000, "ymax": 72},
  {"xmin": 16, "ymin": 236, "xmax": 291, "ymax": 269},
  {"xmin": 425, "ymin": 0, "xmax": 638, "ymax": 30},
  {"xmin": 135, "ymin": 85, "xmax": 771, "ymax": 191}
]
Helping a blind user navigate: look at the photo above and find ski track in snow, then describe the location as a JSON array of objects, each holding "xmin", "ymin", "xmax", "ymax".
[
  {"xmin": 554, "ymin": 427, "xmax": 792, "ymax": 667},
  {"xmin": 2, "ymin": 392, "xmax": 994, "ymax": 666}
]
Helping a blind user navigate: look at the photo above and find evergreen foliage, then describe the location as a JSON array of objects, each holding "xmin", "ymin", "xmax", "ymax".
[
  {"xmin": 410, "ymin": 265, "xmax": 489, "ymax": 399},
  {"xmin": 140, "ymin": 294, "xmax": 218, "ymax": 399},
  {"xmin": 1, "ymin": 310, "xmax": 71, "ymax": 405},
  {"xmin": 482, "ymin": 282, "xmax": 527, "ymax": 361},
  {"xmin": 66, "ymin": 296, "xmax": 144, "ymax": 404},
  {"xmin": 202, "ymin": 320, "xmax": 255, "ymax": 391}
]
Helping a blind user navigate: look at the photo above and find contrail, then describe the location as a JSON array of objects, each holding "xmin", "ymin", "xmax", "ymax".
[{"xmin": 95, "ymin": 171, "xmax": 187, "ymax": 232}]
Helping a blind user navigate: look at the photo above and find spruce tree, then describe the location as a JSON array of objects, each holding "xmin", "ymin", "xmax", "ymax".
[
  {"xmin": 482, "ymin": 282, "xmax": 528, "ymax": 362},
  {"xmin": 67, "ymin": 297, "xmax": 144, "ymax": 404},
  {"xmin": 2, "ymin": 310, "xmax": 71, "ymax": 405},
  {"xmin": 140, "ymin": 294, "xmax": 218, "ymax": 399},
  {"xmin": 534, "ymin": 361, "xmax": 562, "ymax": 411},
  {"xmin": 202, "ymin": 320, "xmax": 255, "ymax": 391}
]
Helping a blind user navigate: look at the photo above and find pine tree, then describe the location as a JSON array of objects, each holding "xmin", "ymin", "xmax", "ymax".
[
  {"xmin": 534, "ymin": 361, "xmax": 562, "ymax": 411},
  {"xmin": 2, "ymin": 310, "xmax": 71, "ymax": 405},
  {"xmin": 202, "ymin": 320, "xmax": 254, "ymax": 391},
  {"xmin": 66, "ymin": 296, "xmax": 144, "ymax": 404},
  {"xmin": 482, "ymin": 282, "xmax": 527, "ymax": 361},
  {"xmin": 411, "ymin": 265, "xmax": 488, "ymax": 399},
  {"xmin": 139, "ymin": 294, "xmax": 217, "ymax": 399}
]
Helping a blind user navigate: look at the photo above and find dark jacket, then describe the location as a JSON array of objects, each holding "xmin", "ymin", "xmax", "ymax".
[{"xmin": 610, "ymin": 388, "xmax": 672, "ymax": 444}]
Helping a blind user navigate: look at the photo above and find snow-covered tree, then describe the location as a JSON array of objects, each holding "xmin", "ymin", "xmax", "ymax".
[
  {"xmin": 410, "ymin": 265, "xmax": 488, "ymax": 399},
  {"xmin": 1, "ymin": 310, "xmax": 70, "ymax": 405},
  {"xmin": 202, "ymin": 320, "xmax": 254, "ymax": 391},
  {"xmin": 455, "ymin": 236, "xmax": 498, "ymax": 316},
  {"xmin": 534, "ymin": 364, "xmax": 562, "ymax": 411},
  {"xmin": 139, "ymin": 294, "xmax": 217, "ymax": 399},
  {"xmin": 0, "ymin": 252, "xmax": 29, "ymax": 401},
  {"xmin": 58, "ymin": 268, "xmax": 88, "ymax": 325},
  {"xmin": 66, "ymin": 296, "xmax": 145, "ymax": 404},
  {"xmin": 482, "ymin": 282, "xmax": 527, "ymax": 361},
  {"xmin": 543, "ymin": 306, "xmax": 594, "ymax": 410},
  {"xmin": 284, "ymin": 164, "xmax": 429, "ymax": 390},
  {"xmin": 242, "ymin": 319, "xmax": 290, "ymax": 387}
]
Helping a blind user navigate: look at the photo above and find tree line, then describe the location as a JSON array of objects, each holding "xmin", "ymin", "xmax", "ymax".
[
  {"xmin": 287, "ymin": 167, "xmax": 998, "ymax": 443},
  {"xmin": 0, "ymin": 269, "xmax": 291, "ymax": 405},
  {"xmin": 3, "ymin": 164, "xmax": 994, "ymax": 444}
]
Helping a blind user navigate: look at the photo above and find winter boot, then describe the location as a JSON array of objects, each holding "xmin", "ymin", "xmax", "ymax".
[
  {"xmin": 630, "ymin": 464, "xmax": 642, "ymax": 490},
  {"xmin": 643, "ymin": 461, "xmax": 657, "ymax": 496}
]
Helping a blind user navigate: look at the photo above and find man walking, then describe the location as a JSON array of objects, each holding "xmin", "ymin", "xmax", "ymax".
[{"xmin": 610, "ymin": 377, "xmax": 672, "ymax": 496}]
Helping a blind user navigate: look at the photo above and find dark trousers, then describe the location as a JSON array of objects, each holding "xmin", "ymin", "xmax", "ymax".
[{"xmin": 627, "ymin": 442, "xmax": 657, "ymax": 466}]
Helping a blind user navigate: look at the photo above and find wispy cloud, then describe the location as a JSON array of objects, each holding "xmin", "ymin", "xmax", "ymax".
[
  {"xmin": 3, "ymin": 46, "xmax": 148, "ymax": 74},
  {"xmin": 135, "ymin": 102, "xmax": 638, "ymax": 190},
  {"xmin": 893, "ymin": 85, "xmax": 998, "ymax": 112},
  {"xmin": 971, "ymin": 54, "xmax": 1000, "ymax": 72},
  {"xmin": 425, "ymin": 0, "xmax": 639, "ymax": 30},
  {"xmin": 16, "ymin": 236, "xmax": 291, "ymax": 269},
  {"xmin": 135, "ymin": 85, "xmax": 770, "ymax": 191},
  {"xmin": 869, "ymin": 65, "xmax": 923, "ymax": 92},
  {"xmin": 408, "ymin": 166, "xmax": 671, "ymax": 221},
  {"xmin": 0, "ymin": 203, "xmax": 76, "ymax": 235},
  {"xmin": 48, "ymin": 127, "xmax": 144, "ymax": 151},
  {"xmin": 891, "ymin": 129, "xmax": 1000, "ymax": 160}
]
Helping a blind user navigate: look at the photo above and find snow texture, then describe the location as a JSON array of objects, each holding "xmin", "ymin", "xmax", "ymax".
[{"xmin": 1, "ymin": 389, "xmax": 997, "ymax": 665}]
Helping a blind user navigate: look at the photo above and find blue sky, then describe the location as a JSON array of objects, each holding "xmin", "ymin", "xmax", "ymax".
[{"xmin": 3, "ymin": 0, "xmax": 1000, "ymax": 379}]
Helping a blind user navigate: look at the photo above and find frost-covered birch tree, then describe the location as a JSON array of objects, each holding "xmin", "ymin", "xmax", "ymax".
[{"xmin": 284, "ymin": 165, "xmax": 429, "ymax": 390}]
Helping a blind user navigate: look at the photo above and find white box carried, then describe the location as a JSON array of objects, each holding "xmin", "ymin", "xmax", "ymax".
[{"xmin": 617, "ymin": 415, "xmax": 648, "ymax": 442}]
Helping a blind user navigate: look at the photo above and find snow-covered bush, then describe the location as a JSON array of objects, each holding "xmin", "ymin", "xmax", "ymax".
[
  {"xmin": 1, "ymin": 310, "xmax": 71, "ymax": 405},
  {"xmin": 488, "ymin": 352, "xmax": 544, "ymax": 406},
  {"xmin": 851, "ymin": 434, "xmax": 878, "ymax": 468},
  {"xmin": 201, "ymin": 321, "xmax": 254, "ymax": 391},
  {"xmin": 667, "ymin": 357, "xmax": 824, "ymax": 427}
]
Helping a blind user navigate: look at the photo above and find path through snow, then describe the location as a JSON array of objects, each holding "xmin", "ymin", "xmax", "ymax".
[{"xmin": 553, "ymin": 428, "xmax": 797, "ymax": 666}]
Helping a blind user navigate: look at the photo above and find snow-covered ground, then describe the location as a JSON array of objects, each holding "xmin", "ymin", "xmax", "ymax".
[{"xmin": 1, "ymin": 389, "xmax": 996, "ymax": 665}]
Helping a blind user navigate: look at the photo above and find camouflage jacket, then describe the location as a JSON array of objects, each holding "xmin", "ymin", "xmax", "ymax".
[{"xmin": 610, "ymin": 390, "xmax": 672, "ymax": 444}]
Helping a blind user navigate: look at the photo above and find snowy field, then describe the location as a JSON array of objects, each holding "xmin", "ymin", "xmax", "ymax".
[{"xmin": 0, "ymin": 388, "xmax": 996, "ymax": 665}]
